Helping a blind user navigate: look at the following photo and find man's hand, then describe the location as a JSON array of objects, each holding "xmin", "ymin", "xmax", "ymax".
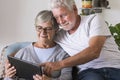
[{"xmin": 41, "ymin": 61, "xmax": 62, "ymax": 77}]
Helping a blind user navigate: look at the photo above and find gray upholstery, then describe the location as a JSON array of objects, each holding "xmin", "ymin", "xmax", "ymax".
[{"xmin": 2, "ymin": 42, "xmax": 31, "ymax": 57}]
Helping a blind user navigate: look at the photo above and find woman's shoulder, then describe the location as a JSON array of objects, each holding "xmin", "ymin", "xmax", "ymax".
[{"xmin": 15, "ymin": 43, "xmax": 33, "ymax": 58}]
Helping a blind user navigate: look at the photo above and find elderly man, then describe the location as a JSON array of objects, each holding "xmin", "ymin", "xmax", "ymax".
[{"xmin": 41, "ymin": 0, "xmax": 120, "ymax": 80}]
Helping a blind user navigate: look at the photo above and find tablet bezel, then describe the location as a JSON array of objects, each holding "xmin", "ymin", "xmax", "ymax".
[{"xmin": 7, "ymin": 55, "xmax": 42, "ymax": 80}]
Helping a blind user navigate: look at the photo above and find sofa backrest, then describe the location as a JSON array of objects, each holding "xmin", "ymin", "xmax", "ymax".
[{"xmin": 2, "ymin": 42, "xmax": 31, "ymax": 57}]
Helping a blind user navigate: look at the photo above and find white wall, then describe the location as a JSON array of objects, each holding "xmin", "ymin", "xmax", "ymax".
[
  {"xmin": 103, "ymin": 0, "xmax": 120, "ymax": 25},
  {"xmin": 0, "ymin": 0, "xmax": 120, "ymax": 52},
  {"xmin": 0, "ymin": 0, "xmax": 48, "ymax": 52}
]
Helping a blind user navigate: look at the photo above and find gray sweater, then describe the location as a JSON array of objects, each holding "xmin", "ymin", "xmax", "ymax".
[{"xmin": 5, "ymin": 43, "xmax": 72, "ymax": 80}]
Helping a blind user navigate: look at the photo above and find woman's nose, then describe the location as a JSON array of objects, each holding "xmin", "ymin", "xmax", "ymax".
[{"xmin": 41, "ymin": 29, "xmax": 47, "ymax": 34}]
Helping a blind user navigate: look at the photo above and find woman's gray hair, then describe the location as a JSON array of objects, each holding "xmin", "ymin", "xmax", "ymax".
[
  {"xmin": 49, "ymin": 0, "xmax": 76, "ymax": 11},
  {"xmin": 35, "ymin": 10, "xmax": 59, "ymax": 29}
]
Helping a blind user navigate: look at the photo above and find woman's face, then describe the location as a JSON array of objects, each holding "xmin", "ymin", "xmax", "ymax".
[{"xmin": 35, "ymin": 21, "xmax": 56, "ymax": 44}]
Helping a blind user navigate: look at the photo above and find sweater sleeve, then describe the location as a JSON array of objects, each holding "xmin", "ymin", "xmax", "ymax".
[{"xmin": 51, "ymin": 49, "xmax": 72, "ymax": 80}]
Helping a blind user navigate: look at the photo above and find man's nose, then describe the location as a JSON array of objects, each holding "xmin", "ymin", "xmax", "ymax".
[{"xmin": 58, "ymin": 17, "xmax": 65, "ymax": 24}]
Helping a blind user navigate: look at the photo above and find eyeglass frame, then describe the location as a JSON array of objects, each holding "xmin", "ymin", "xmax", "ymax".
[{"xmin": 35, "ymin": 26, "xmax": 55, "ymax": 32}]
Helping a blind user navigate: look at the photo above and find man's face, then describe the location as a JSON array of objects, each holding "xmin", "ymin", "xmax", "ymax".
[{"xmin": 52, "ymin": 6, "xmax": 77, "ymax": 31}]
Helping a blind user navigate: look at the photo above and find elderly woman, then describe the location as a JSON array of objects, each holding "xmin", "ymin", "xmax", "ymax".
[{"xmin": 4, "ymin": 10, "xmax": 72, "ymax": 80}]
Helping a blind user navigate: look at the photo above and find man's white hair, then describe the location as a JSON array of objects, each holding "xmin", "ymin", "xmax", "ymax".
[{"xmin": 49, "ymin": 0, "xmax": 76, "ymax": 11}]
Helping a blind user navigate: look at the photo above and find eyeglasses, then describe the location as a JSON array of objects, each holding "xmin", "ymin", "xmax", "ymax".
[{"xmin": 36, "ymin": 26, "xmax": 54, "ymax": 32}]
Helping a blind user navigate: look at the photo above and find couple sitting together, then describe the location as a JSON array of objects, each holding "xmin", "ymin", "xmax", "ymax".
[{"xmin": 4, "ymin": 0, "xmax": 120, "ymax": 80}]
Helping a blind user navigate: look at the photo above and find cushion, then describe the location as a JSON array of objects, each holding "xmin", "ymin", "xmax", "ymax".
[{"xmin": 3, "ymin": 42, "xmax": 31, "ymax": 57}]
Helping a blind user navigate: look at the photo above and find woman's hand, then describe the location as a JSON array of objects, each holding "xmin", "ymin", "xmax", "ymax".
[
  {"xmin": 33, "ymin": 74, "xmax": 51, "ymax": 80},
  {"xmin": 4, "ymin": 60, "xmax": 16, "ymax": 78}
]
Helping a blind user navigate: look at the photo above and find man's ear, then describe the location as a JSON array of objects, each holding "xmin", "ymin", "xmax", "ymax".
[
  {"xmin": 73, "ymin": 5, "xmax": 78, "ymax": 13},
  {"xmin": 73, "ymin": 5, "xmax": 77, "ymax": 11}
]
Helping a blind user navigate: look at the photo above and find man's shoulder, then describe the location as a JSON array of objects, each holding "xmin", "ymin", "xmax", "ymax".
[
  {"xmin": 58, "ymin": 28, "xmax": 66, "ymax": 32},
  {"xmin": 56, "ymin": 29, "xmax": 66, "ymax": 36},
  {"xmin": 54, "ymin": 29, "xmax": 68, "ymax": 44}
]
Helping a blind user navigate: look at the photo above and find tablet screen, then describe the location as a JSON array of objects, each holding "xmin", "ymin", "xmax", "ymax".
[{"xmin": 7, "ymin": 55, "xmax": 42, "ymax": 80}]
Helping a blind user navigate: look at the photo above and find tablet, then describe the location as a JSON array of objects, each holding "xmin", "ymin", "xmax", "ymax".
[{"xmin": 7, "ymin": 55, "xmax": 42, "ymax": 80}]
